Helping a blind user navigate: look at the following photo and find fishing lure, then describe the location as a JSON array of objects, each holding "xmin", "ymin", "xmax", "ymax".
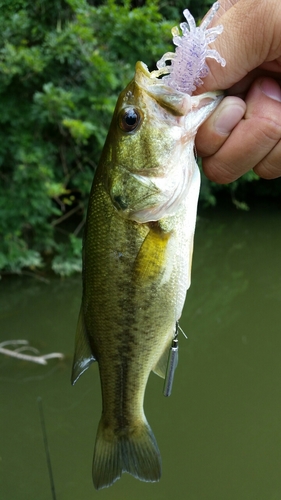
[
  {"xmin": 153, "ymin": 1, "xmax": 226, "ymax": 94},
  {"xmin": 154, "ymin": 2, "xmax": 226, "ymax": 395}
]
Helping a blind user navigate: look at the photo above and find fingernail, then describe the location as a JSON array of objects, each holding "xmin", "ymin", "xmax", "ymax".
[
  {"xmin": 260, "ymin": 79, "xmax": 281, "ymax": 102},
  {"xmin": 214, "ymin": 99, "xmax": 246, "ymax": 135}
]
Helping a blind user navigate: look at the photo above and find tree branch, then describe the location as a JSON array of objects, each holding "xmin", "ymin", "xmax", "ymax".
[{"xmin": 0, "ymin": 340, "xmax": 64, "ymax": 365}]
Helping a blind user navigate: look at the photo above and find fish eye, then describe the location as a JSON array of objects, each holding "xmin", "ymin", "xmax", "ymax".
[{"xmin": 119, "ymin": 108, "xmax": 141, "ymax": 132}]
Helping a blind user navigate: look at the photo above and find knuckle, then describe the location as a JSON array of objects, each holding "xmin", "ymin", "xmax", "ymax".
[
  {"xmin": 254, "ymin": 152, "xmax": 281, "ymax": 180},
  {"xmin": 202, "ymin": 157, "xmax": 236, "ymax": 184},
  {"xmin": 258, "ymin": 117, "xmax": 281, "ymax": 143}
]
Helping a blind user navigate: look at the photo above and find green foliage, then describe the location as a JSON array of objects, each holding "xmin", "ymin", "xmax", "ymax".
[
  {"xmin": 159, "ymin": 0, "xmax": 213, "ymax": 21},
  {"xmin": 0, "ymin": 0, "xmax": 277, "ymax": 276},
  {"xmin": 0, "ymin": 0, "xmax": 174, "ymax": 276},
  {"xmin": 199, "ymin": 160, "xmax": 260, "ymax": 209},
  {"xmin": 52, "ymin": 234, "xmax": 82, "ymax": 276}
]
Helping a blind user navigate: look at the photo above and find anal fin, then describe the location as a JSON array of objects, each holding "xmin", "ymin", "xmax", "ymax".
[
  {"xmin": 152, "ymin": 341, "xmax": 171, "ymax": 379},
  {"xmin": 71, "ymin": 307, "xmax": 96, "ymax": 385}
]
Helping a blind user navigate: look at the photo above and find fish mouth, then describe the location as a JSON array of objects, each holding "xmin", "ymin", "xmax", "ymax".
[
  {"xmin": 135, "ymin": 61, "xmax": 193, "ymax": 117},
  {"xmin": 135, "ymin": 61, "xmax": 223, "ymax": 124}
]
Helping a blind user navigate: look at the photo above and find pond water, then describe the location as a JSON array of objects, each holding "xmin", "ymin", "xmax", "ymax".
[{"xmin": 1, "ymin": 200, "xmax": 281, "ymax": 500}]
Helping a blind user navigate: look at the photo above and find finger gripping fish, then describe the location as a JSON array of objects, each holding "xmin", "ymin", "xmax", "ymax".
[{"xmin": 71, "ymin": 2, "xmax": 225, "ymax": 490}]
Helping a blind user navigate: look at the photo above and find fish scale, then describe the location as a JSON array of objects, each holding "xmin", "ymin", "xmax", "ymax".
[{"xmin": 71, "ymin": 3, "xmax": 225, "ymax": 490}]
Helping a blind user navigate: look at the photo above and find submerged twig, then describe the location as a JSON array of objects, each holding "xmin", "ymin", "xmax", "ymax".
[
  {"xmin": 0, "ymin": 340, "xmax": 64, "ymax": 365},
  {"xmin": 38, "ymin": 397, "xmax": 57, "ymax": 500}
]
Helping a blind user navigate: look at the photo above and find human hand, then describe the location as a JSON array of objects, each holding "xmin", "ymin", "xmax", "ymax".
[{"xmin": 196, "ymin": 0, "xmax": 281, "ymax": 183}]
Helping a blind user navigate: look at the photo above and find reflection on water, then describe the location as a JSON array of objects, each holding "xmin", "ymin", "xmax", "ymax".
[{"xmin": 1, "ymin": 201, "xmax": 281, "ymax": 500}]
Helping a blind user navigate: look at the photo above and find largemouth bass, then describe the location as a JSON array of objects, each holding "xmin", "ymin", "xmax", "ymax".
[{"xmin": 72, "ymin": 2, "xmax": 225, "ymax": 490}]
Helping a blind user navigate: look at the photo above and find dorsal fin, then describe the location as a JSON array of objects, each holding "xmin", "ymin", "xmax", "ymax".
[{"xmin": 71, "ymin": 308, "xmax": 96, "ymax": 385}]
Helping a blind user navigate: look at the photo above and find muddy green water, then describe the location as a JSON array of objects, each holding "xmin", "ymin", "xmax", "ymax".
[{"xmin": 1, "ymin": 201, "xmax": 281, "ymax": 500}]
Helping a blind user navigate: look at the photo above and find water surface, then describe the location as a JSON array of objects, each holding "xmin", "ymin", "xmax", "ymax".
[{"xmin": 1, "ymin": 201, "xmax": 281, "ymax": 500}]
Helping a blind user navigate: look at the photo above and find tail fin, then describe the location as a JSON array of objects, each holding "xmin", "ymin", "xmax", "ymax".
[{"xmin": 92, "ymin": 416, "xmax": 162, "ymax": 490}]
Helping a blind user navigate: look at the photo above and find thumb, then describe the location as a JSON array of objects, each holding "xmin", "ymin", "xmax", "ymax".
[{"xmin": 200, "ymin": 0, "xmax": 281, "ymax": 92}]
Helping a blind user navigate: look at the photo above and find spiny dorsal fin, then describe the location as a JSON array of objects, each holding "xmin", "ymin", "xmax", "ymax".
[{"xmin": 71, "ymin": 307, "xmax": 96, "ymax": 385}]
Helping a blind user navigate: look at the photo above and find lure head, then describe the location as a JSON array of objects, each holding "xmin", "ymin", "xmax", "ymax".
[{"xmin": 103, "ymin": 61, "xmax": 222, "ymax": 223}]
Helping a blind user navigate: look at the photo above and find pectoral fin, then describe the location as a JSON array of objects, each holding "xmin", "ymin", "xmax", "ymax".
[
  {"xmin": 133, "ymin": 226, "xmax": 171, "ymax": 283},
  {"xmin": 71, "ymin": 307, "xmax": 96, "ymax": 385}
]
